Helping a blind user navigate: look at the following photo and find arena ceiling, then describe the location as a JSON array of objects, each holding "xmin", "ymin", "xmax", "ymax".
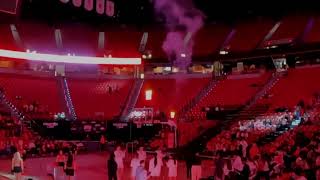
[{"xmin": 1, "ymin": 0, "xmax": 320, "ymax": 25}]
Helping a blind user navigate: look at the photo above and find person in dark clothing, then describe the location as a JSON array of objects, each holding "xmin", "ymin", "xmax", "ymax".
[
  {"xmin": 191, "ymin": 153, "xmax": 202, "ymax": 180},
  {"xmin": 284, "ymin": 151, "xmax": 293, "ymax": 171},
  {"xmin": 185, "ymin": 152, "xmax": 193, "ymax": 179},
  {"xmin": 108, "ymin": 153, "xmax": 118, "ymax": 180},
  {"xmin": 70, "ymin": 143, "xmax": 77, "ymax": 159},
  {"xmin": 64, "ymin": 152, "xmax": 75, "ymax": 180},
  {"xmin": 214, "ymin": 156, "xmax": 224, "ymax": 179},
  {"xmin": 214, "ymin": 153, "xmax": 224, "ymax": 180},
  {"xmin": 242, "ymin": 158, "xmax": 250, "ymax": 180}
]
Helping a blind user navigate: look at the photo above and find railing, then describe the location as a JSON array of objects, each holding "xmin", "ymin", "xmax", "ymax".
[
  {"xmin": 60, "ymin": 77, "xmax": 77, "ymax": 120},
  {"xmin": 245, "ymin": 71, "xmax": 282, "ymax": 110},
  {"xmin": 177, "ymin": 77, "xmax": 222, "ymax": 120},
  {"xmin": 120, "ymin": 79, "xmax": 144, "ymax": 121},
  {"xmin": 0, "ymin": 91, "xmax": 25, "ymax": 133}
]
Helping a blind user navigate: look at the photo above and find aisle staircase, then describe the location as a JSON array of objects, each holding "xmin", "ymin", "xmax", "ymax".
[
  {"xmin": 224, "ymin": 72, "xmax": 281, "ymax": 121},
  {"xmin": 58, "ymin": 77, "xmax": 77, "ymax": 120},
  {"xmin": 178, "ymin": 77, "xmax": 221, "ymax": 120},
  {"xmin": 0, "ymin": 90, "xmax": 25, "ymax": 122},
  {"xmin": 120, "ymin": 79, "xmax": 144, "ymax": 121},
  {"xmin": 0, "ymin": 90, "xmax": 31, "ymax": 135}
]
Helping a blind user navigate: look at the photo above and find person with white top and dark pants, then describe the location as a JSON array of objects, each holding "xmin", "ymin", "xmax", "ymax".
[
  {"xmin": 131, "ymin": 153, "xmax": 140, "ymax": 180},
  {"xmin": 191, "ymin": 154, "xmax": 202, "ymax": 180},
  {"xmin": 137, "ymin": 147, "xmax": 147, "ymax": 162},
  {"xmin": 136, "ymin": 160, "xmax": 150, "ymax": 180},
  {"xmin": 166, "ymin": 155, "xmax": 178, "ymax": 180},
  {"xmin": 114, "ymin": 146, "xmax": 125, "ymax": 180},
  {"xmin": 149, "ymin": 154, "xmax": 163, "ymax": 180}
]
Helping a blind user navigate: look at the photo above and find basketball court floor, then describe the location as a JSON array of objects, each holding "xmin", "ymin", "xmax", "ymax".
[{"xmin": 0, "ymin": 152, "xmax": 214, "ymax": 180}]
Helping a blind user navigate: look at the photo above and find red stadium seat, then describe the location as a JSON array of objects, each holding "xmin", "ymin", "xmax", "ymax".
[
  {"xmin": 105, "ymin": 28, "xmax": 143, "ymax": 58},
  {"xmin": 265, "ymin": 16, "xmax": 309, "ymax": 45},
  {"xmin": 18, "ymin": 23, "xmax": 57, "ymax": 54},
  {"xmin": 68, "ymin": 78, "xmax": 133, "ymax": 120},
  {"xmin": 0, "ymin": 74, "xmax": 63, "ymax": 118},
  {"xmin": 193, "ymin": 24, "xmax": 230, "ymax": 57},
  {"xmin": 226, "ymin": 19, "xmax": 275, "ymax": 52},
  {"xmin": 135, "ymin": 77, "xmax": 211, "ymax": 114},
  {"xmin": 186, "ymin": 73, "xmax": 272, "ymax": 120},
  {"xmin": 61, "ymin": 24, "xmax": 98, "ymax": 56},
  {"xmin": 304, "ymin": 17, "xmax": 320, "ymax": 43},
  {"xmin": 260, "ymin": 67, "xmax": 320, "ymax": 110}
]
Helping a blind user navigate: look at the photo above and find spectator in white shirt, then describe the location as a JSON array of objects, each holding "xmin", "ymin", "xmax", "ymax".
[
  {"xmin": 114, "ymin": 146, "xmax": 125, "ymax": 180},
  {"xmin": 136, "ymin": 160, "xmax": 149, "ymax": 180},
  {"xmin": 232, "ymin": 153, "xmax": 244, "ymax": 174},
  {"xmin": 166, "ymin": 155, "xmax": 178, "ymax": 180},
  {"xmin": 130, "ymin": 153, "xmax": 140, "ymax": 180},
  {"xmin": 149, "ymin": 154, "xmax": 162, "ymax": 180},
  {"xmin": 137, "ymin": 146, "xmax": 147, "ymax": 161},
  {"xmin": 239, "ymin": 139, "xmax": 248, "ymax": 158}
]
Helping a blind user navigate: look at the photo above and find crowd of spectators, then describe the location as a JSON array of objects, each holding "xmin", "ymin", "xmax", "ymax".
[
  {"xmin": 14, "ymin": 96, "xmax": 63, "ymax": 121},
  {"xmin": 202, "ymin": 94, "xmax": 320, "ymax": 179},
  {"xmin": 208, "ymin": 111, "xmax": 320, "ymax": 180},
  {"xmin": 0, "ymin": 126, "xmax": 78, "ymax": 158}
]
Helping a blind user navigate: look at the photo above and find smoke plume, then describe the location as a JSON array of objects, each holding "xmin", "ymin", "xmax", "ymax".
[{"xmin": 152, "ymin": 0, "xmax": 204, "ymax": 69}]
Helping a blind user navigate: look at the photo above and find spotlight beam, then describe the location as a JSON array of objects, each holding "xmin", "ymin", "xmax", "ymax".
[{"xmin": 0, "ymin": 49, "xmax": 141, "ymax": 65}]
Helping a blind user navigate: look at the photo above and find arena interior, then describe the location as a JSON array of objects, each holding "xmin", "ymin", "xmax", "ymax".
[{"xmin": 1, "ymin": 0, "xmax": 320, "ymax": 180}]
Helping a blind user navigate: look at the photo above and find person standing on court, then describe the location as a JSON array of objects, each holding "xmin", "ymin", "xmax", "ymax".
[
  {"xmin": 166, "ymin": 155, "xmax": 178, "ymax": 180},
  {"xmin": 131, "ymin": 153, "xmax": 140, "ymax": 180},
  {"xmin": 191, "ymin": 154, "xmax": 202, "ymax": 180},
  {"xmin": 137, "ymin": 146, "xmax": 147, "ymax": 161},
  {"xmin": 108, "ymin": 153, "xmax": 118, "ymax": 180},
  {"xmin": 149, "ymin": 153, "xmax": 163, "ymax": 180},
  {"xmin": 12, "ymin": 151, "xmax": 24, "ymax": 180},
  {"xmin": 136, "ymin": 160, "xmax": 150, "ymax": 180},
  {"xmin": 114, "ymin": 146, "xmax": 125, "ymax": 180},
  {"xmin": 64, "ymin": 152, "xmax": 76, "ymax": 180}
]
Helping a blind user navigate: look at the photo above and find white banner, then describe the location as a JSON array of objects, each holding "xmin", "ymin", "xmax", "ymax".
[
  {"xmin": 113, "ymin": 123, "xmax": 128, "ymax": 129},
  {"xmin": 60, "ymin": 0, "xmax": 70, "ymax": 3},
  {"xmin": 84, "ymin": 125, "xmax": 92, "ymax": 132},
  {"xmin": 84, "ymin": 0, "xmax": 94, "ymax": 11},
  {"xmin": 96, "ymin": 0, "xmax": 105, "ymax": 14},
  {"xmin": 43, "ymin": 122, "xmax": 58, "ymax": 129},
  {"xmin": 72, "ymin": 0, "xmax": 82, "ymax": 7},
  {"xmin": 106, "ymin": 0, "xmax": 115, "ymax": 17}
]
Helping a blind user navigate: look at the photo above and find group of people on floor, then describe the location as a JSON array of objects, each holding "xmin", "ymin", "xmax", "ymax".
[
  {"xmin": 107, "ymin": 146, "xmax": 178, "ymax": 180},
  {"xmin": 9, "ymin": 141, "xmax": 78, "ymax": 180},
  {"xmin": 54, "ymin": 150, "xmax": 76, "ymax": 180}
]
